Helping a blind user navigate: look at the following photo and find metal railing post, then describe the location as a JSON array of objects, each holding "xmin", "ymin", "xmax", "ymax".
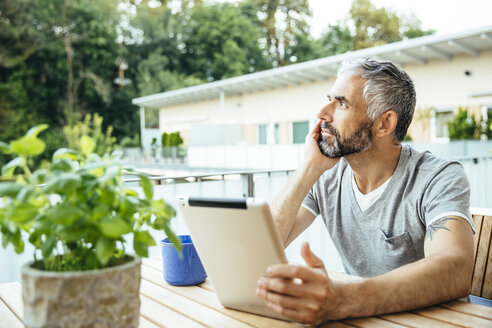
[{"xmin": 240, "ymin": 173, "xmax": 254, "ymax": 198}]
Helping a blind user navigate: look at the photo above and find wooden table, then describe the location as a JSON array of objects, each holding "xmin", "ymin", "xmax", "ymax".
[{"xmin": 1, "ymin": 257, "xmax": 491, "ymax": 328}]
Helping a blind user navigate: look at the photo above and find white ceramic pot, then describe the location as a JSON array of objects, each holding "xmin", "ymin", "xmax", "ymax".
[{"xmin": 21, "ymin": 256, "xmax": 141, "ymax": 328}]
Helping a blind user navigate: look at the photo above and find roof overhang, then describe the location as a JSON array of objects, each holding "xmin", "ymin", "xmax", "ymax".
[{"xmin": 132, "ymin": 25, "xmax": 492, "ymax": 109}]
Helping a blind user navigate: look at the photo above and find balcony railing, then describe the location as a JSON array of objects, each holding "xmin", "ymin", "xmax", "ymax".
[{"xmin": 0, "ymin": 156, "xmax": 490, "ymax": 284}]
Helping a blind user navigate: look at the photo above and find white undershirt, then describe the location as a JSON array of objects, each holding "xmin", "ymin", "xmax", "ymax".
[{"xmin": 352, "ymin": 174, "xmax": 392, "ymax": 212}]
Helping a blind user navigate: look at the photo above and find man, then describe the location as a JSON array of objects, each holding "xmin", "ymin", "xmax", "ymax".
[{"xmin": 255, "ymin": 58, "xmax": 475, "ymax": 325}]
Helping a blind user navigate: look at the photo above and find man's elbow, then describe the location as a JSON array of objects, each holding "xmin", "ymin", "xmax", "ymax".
[{"xmin": 451, "ymin": 254, "xmax": 473, "ymax": 298}]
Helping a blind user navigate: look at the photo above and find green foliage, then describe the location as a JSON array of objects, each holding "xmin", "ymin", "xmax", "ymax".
[
  {"xmin": 161, "ymin": 132, "xmax": 184, "ymax": 148},
  {"xmin": 63, "ymin": 113, "xmax": 117, "ymax": 156},
  {"xmin": 161, "ymin": 132, "xmax": 185, "ymax": 158},
  {"xmin": 182, "ymin": 2, "xmax": 272, "ymax": 81},
  {"xmin": 487, "ymin": 118, "xmax": 492, "ymax": 139},
  {"xmin": 349, "ymin": 0, "xmax": 433, "ymax": 50},
  {"xmin": 403, "ymin": 134, "xmax": 413, "ymax": 142},
  {"xmin": 448, "ymin": 108, "xmax": 479, "ymax": 140},
  {"xmin": 0, "ymin": 0, "xmax": 435, "ymax": 149},
  {"xmin": 120, "ymin": 134, "xmax": 141, "ymax": 148},
  {"xmin": 0, "ymin": 125, "xmax": 180, "ymax": 271},
  {"xmin": 252, "ymin": 0, "xmax": 312, "ymax": 66}
]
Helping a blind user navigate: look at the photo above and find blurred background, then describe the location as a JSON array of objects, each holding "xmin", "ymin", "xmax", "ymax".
[{"xmin": 1, "ymin": 0, "xmax": 492, "ymax": 283}]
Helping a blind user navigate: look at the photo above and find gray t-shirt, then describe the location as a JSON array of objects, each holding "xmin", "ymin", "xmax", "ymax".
[{"xmin": 302, "ymin": 145, "xmax": 473, "ymax": 277}]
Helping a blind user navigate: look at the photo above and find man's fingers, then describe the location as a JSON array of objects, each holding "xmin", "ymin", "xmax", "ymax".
[
  {"xmin": 261, "ymin": 297, "xmax": 323, "ymax": 326},
  {"xmin": 266, "ymin": 264, "xmax": 328, "ymax": 284},
  {"xmin": 258, "ymin": 277, "xmax": 328, "ymax": 301},
  {"xmin": 301, "ymin": 241, "xmax": 325, "ymax": 269}
]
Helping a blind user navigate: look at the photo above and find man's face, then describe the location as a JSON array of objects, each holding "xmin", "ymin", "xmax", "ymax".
[
  {"xmin": 317, "ymin": 71, "xmax": 373, "ymax": 158},
  {"xmin": 318, "ymin": 120, "xmax": 373, "ymax": 158}
]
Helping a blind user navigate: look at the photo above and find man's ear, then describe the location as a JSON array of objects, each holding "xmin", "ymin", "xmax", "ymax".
[{"xmin": 374, "ymin": 110, "xmax": 397, "ymax": 138}]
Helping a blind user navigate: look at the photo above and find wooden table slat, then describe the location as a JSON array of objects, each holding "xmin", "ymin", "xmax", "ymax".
[
  {"xmin": 140, "ymin": 279, "xmax": 254, "ymax": 328},
  {"xmin": 145, "ymin": 257, "xmax": 165, "ymax": 271},
  {"xmin": 441, "ymin": 300, "xmax": 492, "ymax": 320},
  {"xmin": 321, "ymin": 322, "xmax": 356, "ymax": 328},
  {"xmin": 139, "ymin": 316, "xmax": 162, "ymax": 328},
  {"xmin": 0, "ymin": 282, "xmax": 23, "ymax": 320},
  {"xmin": 140, "ymin": 294, "xmax": 205, "ymax": 328},
  {"xmin": 343, "ymin": 317, "xmax": 410, "ymax": 328},
  {"xmin": 380, "ymin": 312, "xmax": 461, "ymax": 328},
  {"xmin": 0, "ymin": 299, "xmax": 23, "ymax": 328},
  {"xmin": 141, "ymin": 264, "xmax": 296, "ymax": 328},
  {"xmin": 414, "ymin": 306, "xmax": 492, "ymax": 328}
]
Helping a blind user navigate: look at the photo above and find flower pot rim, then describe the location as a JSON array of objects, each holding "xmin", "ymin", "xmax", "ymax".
[{"xmin": 21, "ymin": 255, "xmax": 141, "ymax": 277}]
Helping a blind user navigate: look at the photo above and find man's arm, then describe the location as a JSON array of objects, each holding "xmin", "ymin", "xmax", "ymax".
[
  {"xmin": 256, "ymin": 215, "xmax": 474, "ymax": 325},
  {"xmin": 270, "ymin": 120, "xmax": 339, "ymax": 246}
]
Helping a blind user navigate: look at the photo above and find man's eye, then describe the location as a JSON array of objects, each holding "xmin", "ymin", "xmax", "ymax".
[{"xmin": 339, "ymin": 100, "xmax": 347, "ymax": 108}]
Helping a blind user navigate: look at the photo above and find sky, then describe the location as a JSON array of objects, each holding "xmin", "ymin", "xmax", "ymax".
[{"xmin": 309, "ymin": 0, "xmax": 492, "ymax": 38}]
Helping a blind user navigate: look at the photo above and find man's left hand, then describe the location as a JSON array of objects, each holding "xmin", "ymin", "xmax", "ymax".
[{"xmin": 256, "ymin": 242, "xmax": 342, "ymax": 325}]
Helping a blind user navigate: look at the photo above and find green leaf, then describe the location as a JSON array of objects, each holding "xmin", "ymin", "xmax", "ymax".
[
  {"xmin": 16, "ymin": 185, "xmax": 36, "ymax": 202},
  {"xmin": 10, "ymin": 135, "xmax": 46, "ymax": 157},
  {"xmin": 134, "ymin": 230, "xmax": 156, "ymax": 246},
  {"xmin": 124, "ymin": 189, "xmax": 139, "ymax": 196},
  {"xmin": 26, "ymin": 124, "xmax": 49, "ymax": 137},
  {"xmin": 45, "ymin": 204, "xmax": 85, "ymax": 226},
  {"xmin": 96, "ymin": 238, "xmax": 115, "ymax": 265},
  {"xmin": 99, "ymin": 165, "xmax": 120, "ymax": 184},
  {"xmin": 53, "ymin": 148, "xmax": 81, "ymax": 161},
  {"xmin": 137, "ymin": 173, "xmax": 153, "ymax": 200},
  {"xmin": 119, "ymin": 198, "xmax": 138, "ymax": 218},
  {"xmin": 0, "ymin": 141, "xmax": 11, "ymax": 154},
  {"xmin": 43, "ymin": 173, "xmax": 81, "ymax": 193},
  {"xmin": 80, "ymin": 135, "xmax": 96, "ymax": 156},
  {"xmin": 90, "ymin": 204, "xmax": 110, "ymax": 221},
  {"xmin": 163, "ymin": 224, "xmax": 181, "ymax": 254},
  {"xmin": 2, "ymin": 157, "xmax": 25, "ymax": 179},
  {"xmin": 97, "ymin": 216, "xmax": 132, "ymax": 239},
  {"xmin": 6, "ymin": 202, "xmax": 39, "ymax": 224},
  {"xmin": 12, "ymin": 229, "xmax": 24, "ymax": 254},
  {"xmin": 0, "ymin": 182, "xmax": 23, "ymax": 197},
  {"xmin": 29, "ymin": 169, "xmax": 49, "ymax": 185},
  {"xmin": 152, "ymin": 199, "xmax": 176, "ymax": 219},
  {"xmin": 51, "ymin": 158, "xmax": 73, "ymax": 172},
  {"xmin": 41, "ymin": 235, "xmax": 57, "ymax": 258}
]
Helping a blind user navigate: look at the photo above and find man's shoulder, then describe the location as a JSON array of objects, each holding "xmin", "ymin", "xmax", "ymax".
[{"xmin": 402, "ymin": 144, "xmax": 463, "ymax": 174}]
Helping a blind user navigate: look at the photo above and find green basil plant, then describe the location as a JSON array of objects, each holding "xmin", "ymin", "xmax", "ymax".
[{"xmin": 0, "ymin": 125, "xmax": 181, "ymax": 271}]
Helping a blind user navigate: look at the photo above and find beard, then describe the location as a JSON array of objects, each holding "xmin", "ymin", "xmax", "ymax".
[{"xmin": 318, "ymin": 120, "xmax": 373, "ymax": 158}]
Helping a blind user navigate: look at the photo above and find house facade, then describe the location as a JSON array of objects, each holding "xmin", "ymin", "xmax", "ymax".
[{"xmin": 133, "ymin": 26, "xmax": 492, "ymax": 147}]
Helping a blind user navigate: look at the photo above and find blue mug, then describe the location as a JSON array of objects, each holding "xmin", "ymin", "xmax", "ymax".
[{"xmin": 160, "ymin": 235, "xmax": 207, "ymax": 286}]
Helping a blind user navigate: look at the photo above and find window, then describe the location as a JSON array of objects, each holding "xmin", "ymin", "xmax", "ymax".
[
  {"xmin": 259, "ymin": 123, "xmax": 279, "ymax": 144},
  {"xmin": 292, "ymin": 121, "xmax": 309, "ymax": 144},
  {"xmin": 431, "ymin": 109, "xmax": 454, "ymax": 139}
]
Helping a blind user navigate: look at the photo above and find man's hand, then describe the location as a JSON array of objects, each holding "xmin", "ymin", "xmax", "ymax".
[
  {"xmin": 303, "ymin": 120, "xmax": 339, "ymax": 173},
  {"xmin": 256, "ymin": 242, "xmax": 343, "ymax": 325}
]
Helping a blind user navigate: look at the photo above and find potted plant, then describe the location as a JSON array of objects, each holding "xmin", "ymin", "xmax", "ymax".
[{"xmin": 0, "ymin": 125, "xmax": 181, "ymax": 328}]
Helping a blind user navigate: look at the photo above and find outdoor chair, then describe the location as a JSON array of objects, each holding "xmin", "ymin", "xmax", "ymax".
[{"xmin": 470, "ymin": 208, "xmax": 492, "ymax": 306}]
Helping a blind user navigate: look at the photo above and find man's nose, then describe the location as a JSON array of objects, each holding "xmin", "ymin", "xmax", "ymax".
[{"xmin": 317, "ymin": 103, "xmax": 334, "ymax": 122}]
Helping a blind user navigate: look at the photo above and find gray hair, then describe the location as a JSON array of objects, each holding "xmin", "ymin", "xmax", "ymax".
[{"xmin": 338, "ymin": 58, "xmax": 416, "ymax": 143}]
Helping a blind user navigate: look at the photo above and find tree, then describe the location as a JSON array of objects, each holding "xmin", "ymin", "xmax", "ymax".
[
  {"xmin": 349, "ymin": 0, "xmax": 433, "ymax": 50},
  {"xmin": 182, "ymin": 2, "xmax": 271, "ymax": 81},
  {"xmin": 0, "ymin": 0, "xmax": 140, "ymax": 152},
  {"xmin": 252, "ymin": 0, "xmax": 312, "ymax": 66}
]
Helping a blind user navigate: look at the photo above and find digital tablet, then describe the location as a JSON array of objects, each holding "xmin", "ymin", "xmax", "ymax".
[{"xmin": 176, "ymin": 196, "xmax": 291, "ymax": 321}]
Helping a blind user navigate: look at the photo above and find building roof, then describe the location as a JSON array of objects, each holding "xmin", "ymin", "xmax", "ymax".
[{"xmin": 132, "ymin": 25, "xmax": 492, "ymax": 109}]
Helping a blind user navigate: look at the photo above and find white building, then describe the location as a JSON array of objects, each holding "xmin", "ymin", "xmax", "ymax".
[{"xmin": 133, "ymin": 25, "xmax": 492, "ymax": 154}]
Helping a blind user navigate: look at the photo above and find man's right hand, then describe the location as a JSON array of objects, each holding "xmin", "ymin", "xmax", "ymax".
[{"xmin": 302, "ymin": 119, "xmax": 340, "ymax": 174}]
